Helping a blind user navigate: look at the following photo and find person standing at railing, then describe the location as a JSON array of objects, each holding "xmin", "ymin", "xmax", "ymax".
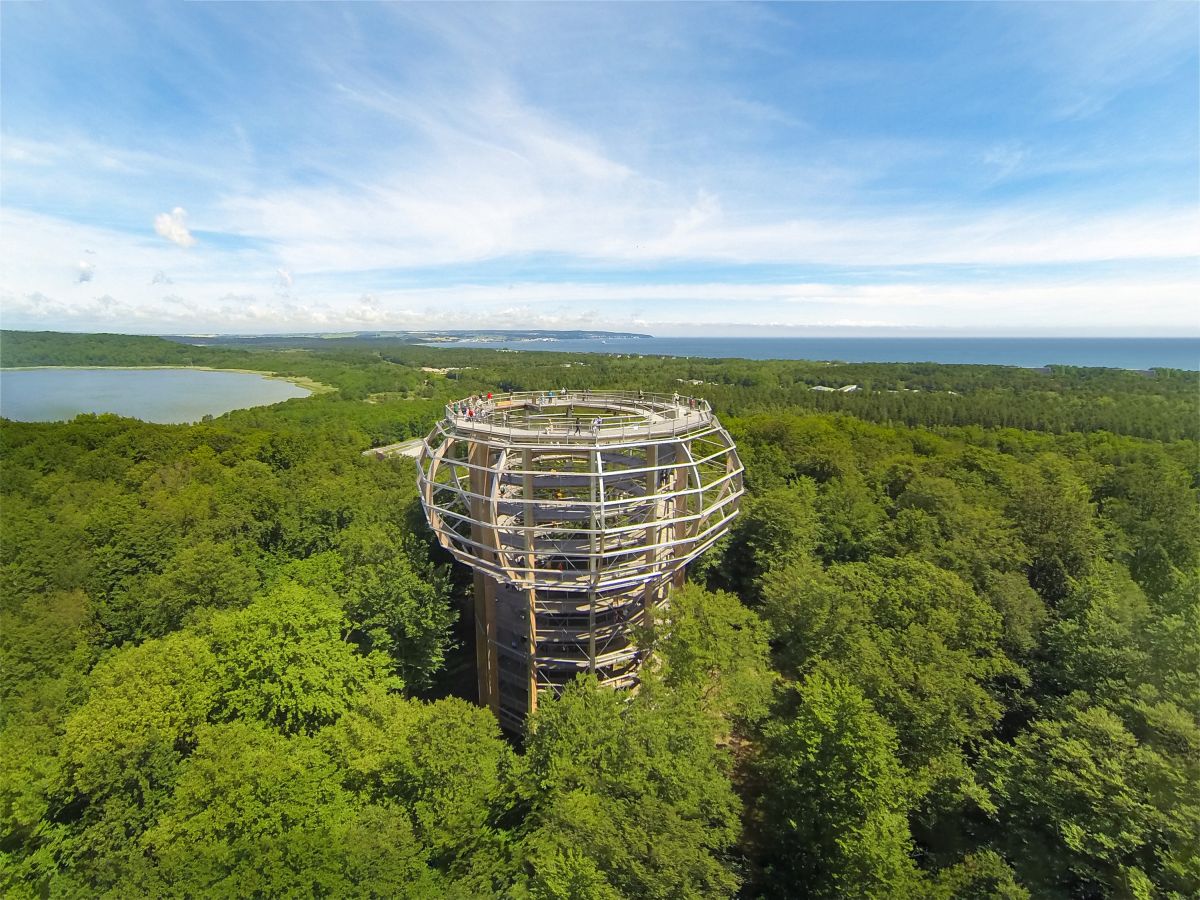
[{"xmin": 591, "ymin": 416, "xmax": 601, "ymax": 437}]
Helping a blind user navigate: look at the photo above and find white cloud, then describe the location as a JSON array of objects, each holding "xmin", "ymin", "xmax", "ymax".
[
  {"xmin": 276, "ymin": 268, "xmax": 293, "ymax": 288},
  {"xmin": 3, "ymin": 270, "xmax": 1196, "ymax": 337},
  {"xmin": 189, "ymin": 85, "xmax": 1198, "ymax": 273},
  {"xmin": 154, "ymin": 207, "xmax": 196, "ymax": 247},
  {"xmin": 218, "ymin": 166, "xmax": 1199, "ymax": 272},
  {"xmin": 76, "ymin": 259, "xmax": 94, "ymax": 283},
  {"xmin": 1, "ymin": 205, "xmax": 1196, "ymax": 336},
  {"xmin": 1, "ymin": 137, "xmax": 69, "ymax": 167}
]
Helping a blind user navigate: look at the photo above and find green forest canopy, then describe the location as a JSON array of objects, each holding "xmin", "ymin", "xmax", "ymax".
[{"xmin": 1, "ymin": 331, "xmax": 1197, "ymax": 898}]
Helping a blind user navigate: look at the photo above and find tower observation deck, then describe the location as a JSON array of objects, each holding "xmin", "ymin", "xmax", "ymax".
[{"xmin": 417, "ymin": 390, "xmax": 743, "ymax": 731}]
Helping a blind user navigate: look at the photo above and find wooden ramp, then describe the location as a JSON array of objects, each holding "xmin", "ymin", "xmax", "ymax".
[{"xmin": 362, "ymin": 437, "xmax": 424, "ymax": 459}]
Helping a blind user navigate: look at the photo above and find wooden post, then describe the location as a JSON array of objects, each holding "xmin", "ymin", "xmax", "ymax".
[
  {"xmin": 588, "ymin": 447, "xmax": 599, "ymax": 672},
  {"xmin": 524, "ymin": 448, "xmax": 538, "ymax": 715},
  {"xmin": 643, "ymin": 443, "xmax": 659, "ymax": 615},
  {"xmin": 469, "ymin": 441, "xmax": 499, "ymax": 716}
]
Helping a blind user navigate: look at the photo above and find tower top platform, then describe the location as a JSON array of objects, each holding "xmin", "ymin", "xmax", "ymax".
[{"xmin": 436, "ymin": 389, "xmax": 716, "ymax": 448}]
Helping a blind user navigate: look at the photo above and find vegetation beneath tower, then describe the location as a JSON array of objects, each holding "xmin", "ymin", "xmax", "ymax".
[{"xmin": 1, "ymin": 331, "xmax": 1196, "ymax": 898}]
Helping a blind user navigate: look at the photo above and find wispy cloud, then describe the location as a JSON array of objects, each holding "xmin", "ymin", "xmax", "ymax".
[
  {"xmin": 1009, "ymin": 3, "xmax": 1199, "ymax": 120},
  {"xmin": 154, "ymin": 207, "xmax": 196, "ymax": 248},
  {"xmin": 4, "ymin": 261, "xmax": 1196, "ymax": 337},
  {"xmin": 981, "ymin": 143, "xmax": 1029, "ymax": 184}
]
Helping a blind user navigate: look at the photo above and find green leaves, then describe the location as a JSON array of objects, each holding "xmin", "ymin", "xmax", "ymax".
[
  {"xmin": 1008, "ymin": 455, "xmax": 1103, "ymax": 604},
  {"xmin": 521, "ymin": 679, "xmax": 742, "ymax": 899},
  {"xmin": 755, "ymin": 673, "xmax": 921, "ymax": 899},
  {"xmin": 2, "ymin": 345, "xmax": 1197, "ymax": 898},
  {"xmin": 323, "ymin": 691, "xmax": 518, "ymax": 869},
  {"xmin": 762, "ymin": 556, "xmax": 1009, "ymax": 794},
  {"xmin": 719, "ymin": 480, "xmax": 819, "ymax": 598},
  {"xmin": 982, "ymin": 700, "xmax": 1197, "ymax": 897},
  {"xmin": 1097, "ymin": 450, "xmax": 1199, "ymax": 598},
  {"xmin": 62, "ymin": 631, "xmax": 217, "ymax": 801},
  {"xmin": 647, "ymin": 583, "xmax": 775, "ymax": 727},
  {"xmin": 335, "ymin": 522, "xmax": 455, "ymax": 688},
  {"xmin": 108, "ymin": 540, "xmax": 261, "ymax": 641},
  {"xmin": 138, "ymin": 721, "xmax": 445, "ymax": 898},
  {"xmin": 201, "ymin": 583, "xmax": 399, "ymax": 735}
]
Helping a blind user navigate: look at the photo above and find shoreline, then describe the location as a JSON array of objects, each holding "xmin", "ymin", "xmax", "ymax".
[{"xmin": 0, "ymin": 365, "xmax": 334, "ymax": 395}]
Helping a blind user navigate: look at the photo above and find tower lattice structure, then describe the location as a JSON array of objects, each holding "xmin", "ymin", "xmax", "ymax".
[{"xmin": 417, "ymin": 390, "xmax": 743, "ymax": 731}]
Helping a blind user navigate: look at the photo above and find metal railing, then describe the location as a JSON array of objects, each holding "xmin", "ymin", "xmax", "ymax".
[{"xmin": 440, "ymin": 390, "xmax": 714, "ymax": 444}]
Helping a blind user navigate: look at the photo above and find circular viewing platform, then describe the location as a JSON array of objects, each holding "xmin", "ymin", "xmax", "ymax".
[
  {"xmin": 418, "ymin": 389, "xmax": 742, "ymax": 594},
  {"xmin": 417, "ymin": 388, "xmax": 743, "ymax": 730},
  {"xmin": 437, "ymin": 389, "xmax": 715, "ymax": 447}
]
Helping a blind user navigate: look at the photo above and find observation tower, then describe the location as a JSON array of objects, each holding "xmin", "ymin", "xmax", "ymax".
[{"xmin": 417, "ymin": 390, "xmax": 743, "ymax": 731}]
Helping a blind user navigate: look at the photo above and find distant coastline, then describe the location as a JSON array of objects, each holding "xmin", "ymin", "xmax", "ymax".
[
  {"xmin": 422, "ymin": 336, "xmax": 1200, "ymax": 371},
  {"xmin": 5, "ymin": 329, "xmax": 1196, "ymax": 371},
  {"xmin": 166, "ymin": 329, "xmax": 653, "ymax": 348}
]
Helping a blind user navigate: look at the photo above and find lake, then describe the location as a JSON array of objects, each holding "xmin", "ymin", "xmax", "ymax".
[
  {"xmin": 430, "ymin": 337, "xmax": 1200, "ymax": 370},
  {"xmin": 0, "ymin": 368, "xmax": 312, "ymax": 424}
]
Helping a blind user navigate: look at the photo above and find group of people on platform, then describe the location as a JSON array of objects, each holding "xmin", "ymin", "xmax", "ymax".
[
  {"xmin": 449, "ymin": 392, "xmax": 496, "ymax": 420},
  {"xmin": 448, "ymin": 389, "xmax": 700, "ymax": 430}
]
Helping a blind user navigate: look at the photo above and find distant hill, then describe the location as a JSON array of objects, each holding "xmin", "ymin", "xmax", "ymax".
[
  {"xmin": 159, "ymin": 329, "xmax": 653, "ymax": 349},
  {"xmin": 0, "ymin": 330, "xmax": 229, "ymax": 368}
]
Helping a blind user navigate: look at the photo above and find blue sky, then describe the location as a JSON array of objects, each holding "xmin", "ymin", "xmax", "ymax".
[{"xmin": 1, "ymin": 1, "xmax": 1196, "ymax": 335}]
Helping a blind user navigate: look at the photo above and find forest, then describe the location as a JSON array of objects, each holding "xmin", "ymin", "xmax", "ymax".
[{"xmin": 1, "ymin": 331, "xmax": 1197, "ymax": 898}]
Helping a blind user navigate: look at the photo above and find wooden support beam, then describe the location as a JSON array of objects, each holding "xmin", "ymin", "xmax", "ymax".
[{"xmin": 469, "ymin": 441, "xmax": 500, "ymax": 716}]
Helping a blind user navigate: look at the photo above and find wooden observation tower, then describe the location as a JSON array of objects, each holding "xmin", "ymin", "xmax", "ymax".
[{"xmin": 417, "ymin": 390, "xmax": 743, "ymax": 731}]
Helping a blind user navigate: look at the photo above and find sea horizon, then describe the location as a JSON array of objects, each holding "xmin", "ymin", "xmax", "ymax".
[{"xmin": 426, "ymin": 335, "xmax": 1200, "ymax": 371}]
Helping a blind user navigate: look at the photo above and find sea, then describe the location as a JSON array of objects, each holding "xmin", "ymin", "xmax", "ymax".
[{"xmin": 431, "ymin": 337, "xmax": 1200, "ymax": 371}]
